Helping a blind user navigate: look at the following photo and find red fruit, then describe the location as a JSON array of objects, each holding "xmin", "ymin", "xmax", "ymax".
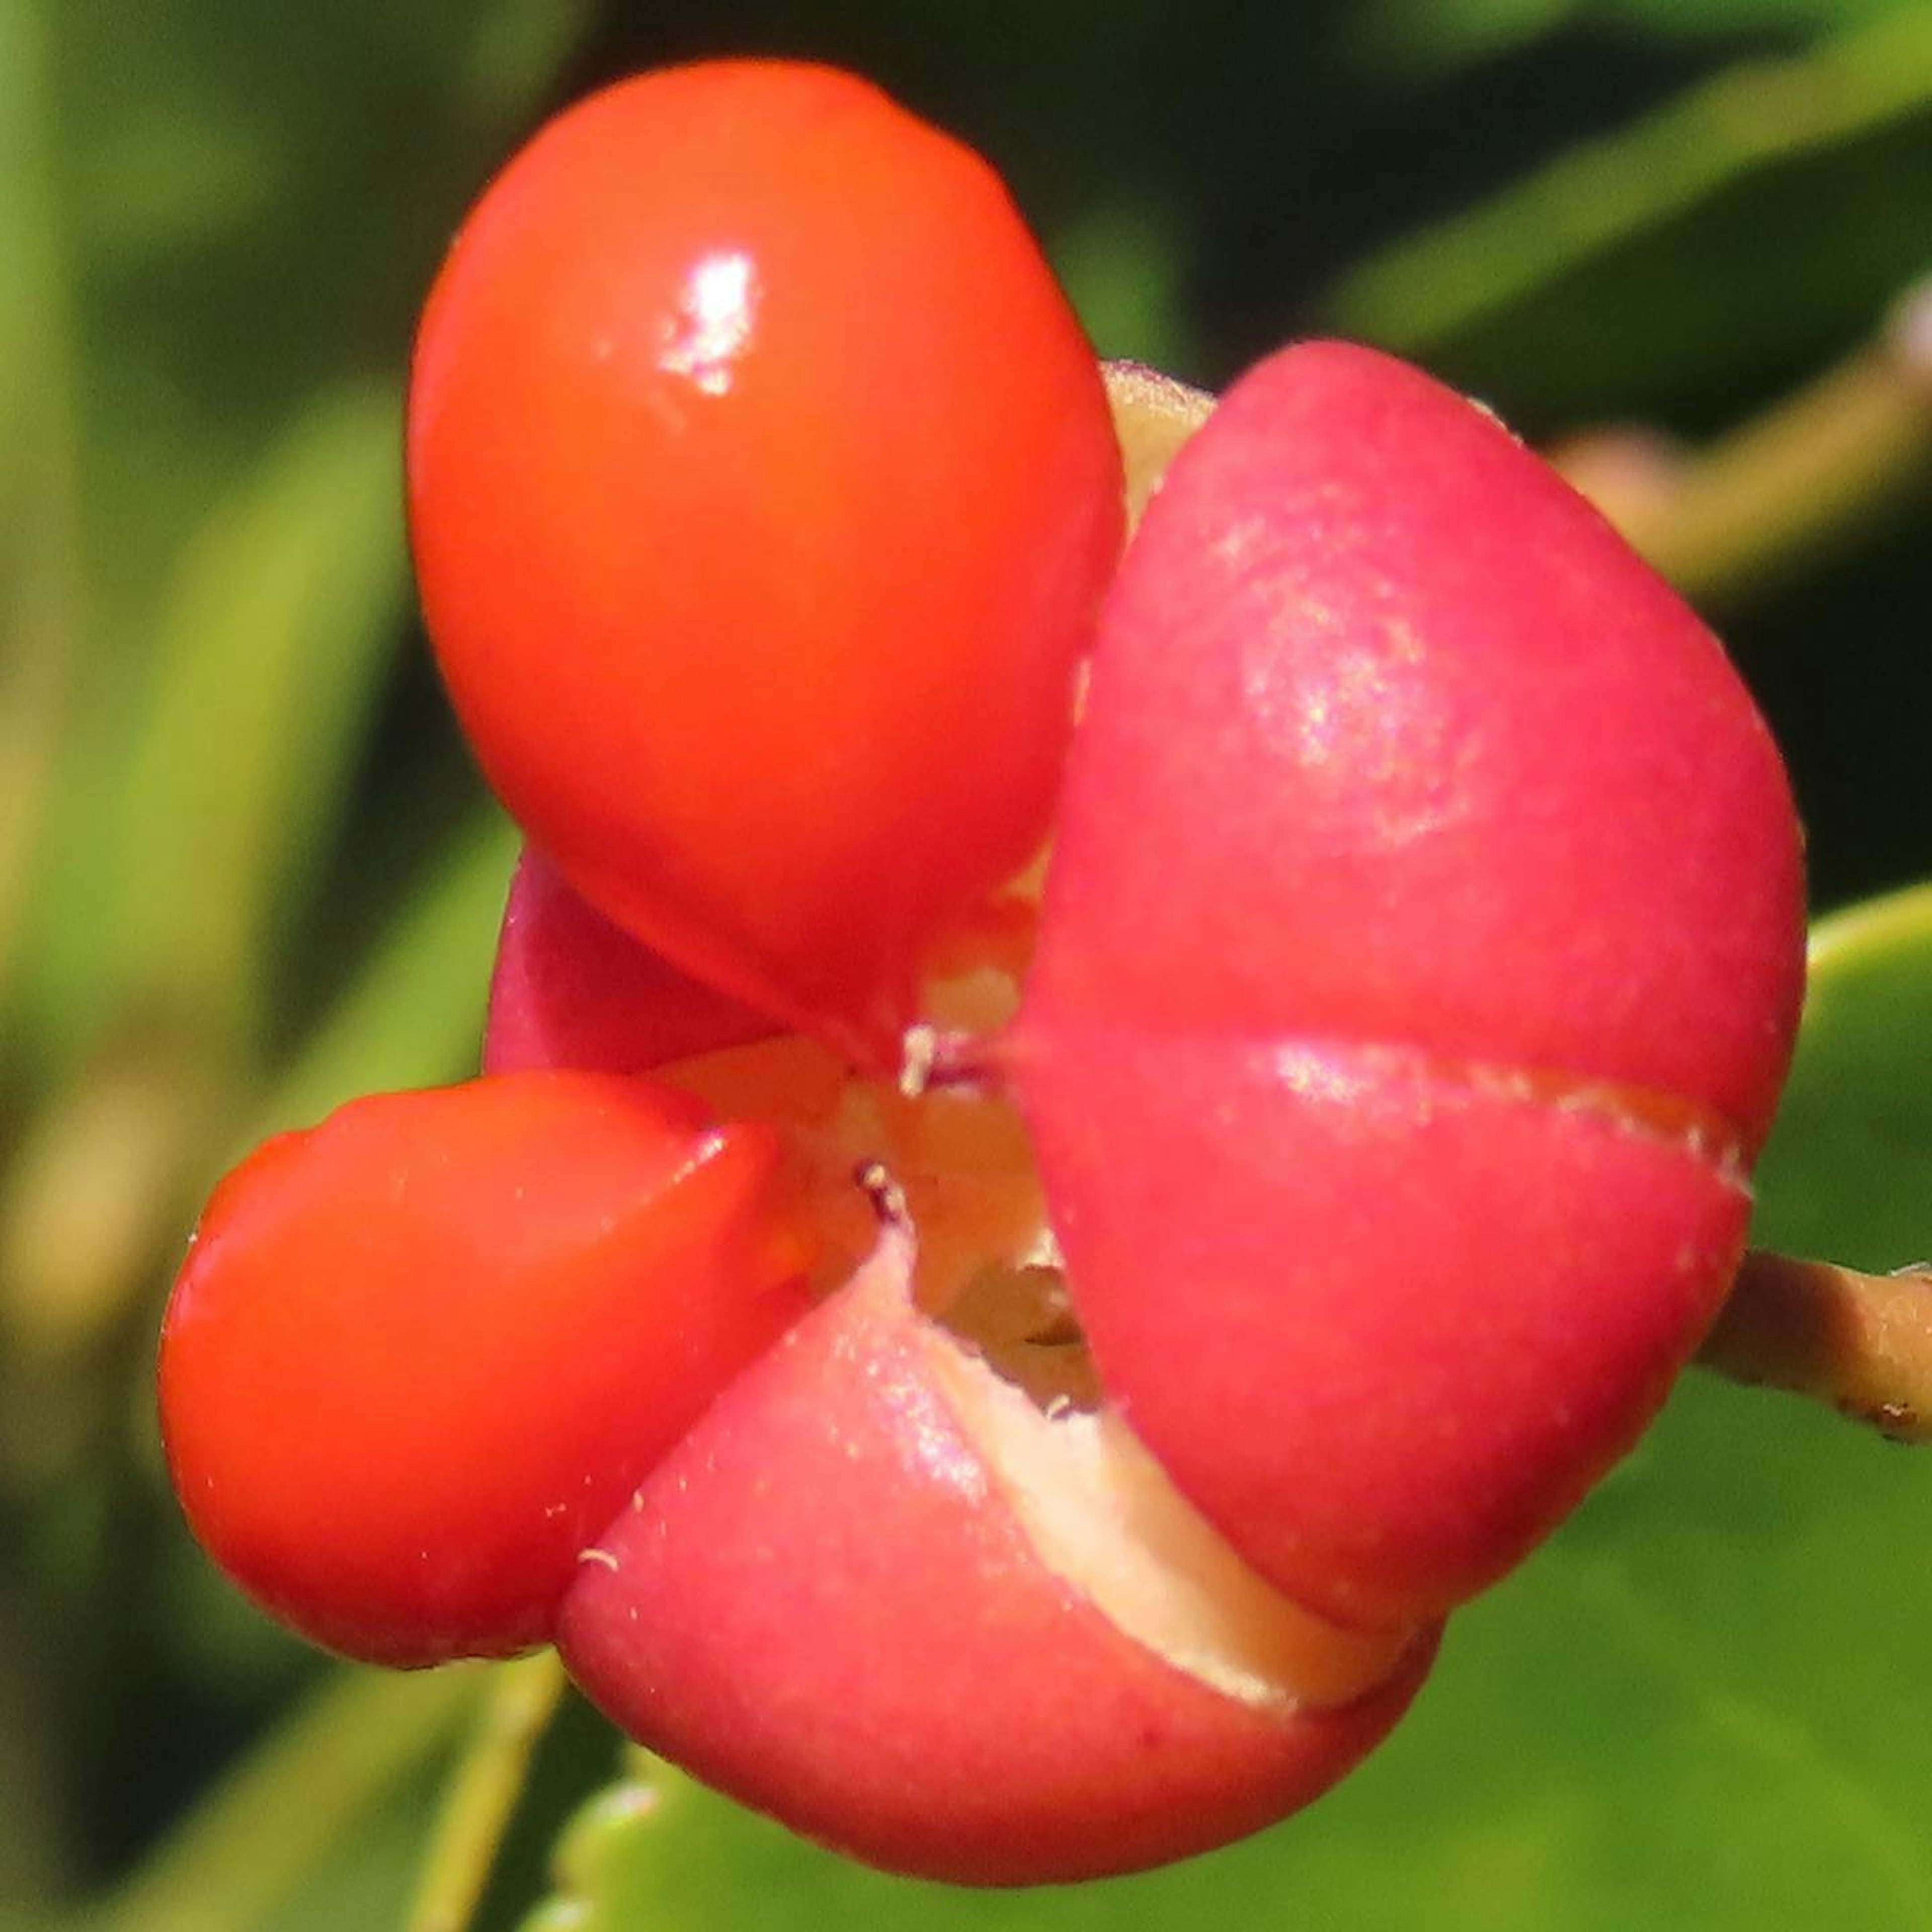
[
  {"xmin": 158, "ymin": 1073, "xmax": 815, "ymax": 1665},
  {"xmin": 163, "ymin": 67, "xmax": 1812, "ymax": 1881},
  {"xmin": 1025, "ymin": 342, "xmax": 1802, "ymax": 1147},
  {"xmin": 558, "ymin": 1226, "xmax": 1436, "ymax": 1885},
  {"xmin": 1012, "ymin": 1033, "xmax": 1752, "ymax": 1628},
  {"xmin": 485, "ymin": 846, "xmax": 773, "ymax": 1077},
  {"xmin": 1011, "ymin": 341, "xmax": 1806, "ymax": 1626},
  {"xmin": 409, "ymin": 60, "xmax": 1123, "ymax": 1065}
]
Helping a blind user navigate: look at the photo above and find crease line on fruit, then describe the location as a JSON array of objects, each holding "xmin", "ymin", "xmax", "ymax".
[
  {"xmin": 995, "ymin": 1023, "xmax": 1752, "ymax": 1181},
  {"xmin": 905, "ymin": 1231, "xmax": 1421, "ymax": 1713}
]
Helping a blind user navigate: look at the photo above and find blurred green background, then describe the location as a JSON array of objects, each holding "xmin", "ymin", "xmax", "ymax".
[{"xmin": 4, "ymin": 1, "xmax": 1932, "ymax": 1926}]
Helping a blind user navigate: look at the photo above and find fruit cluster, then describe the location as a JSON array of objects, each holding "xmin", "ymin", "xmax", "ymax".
[{"xmin": 157, "ymin": 59, "xmax": 1807, "ymax": 1885}]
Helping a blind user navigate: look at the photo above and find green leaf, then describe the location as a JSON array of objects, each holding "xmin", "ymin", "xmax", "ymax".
[
  {"xmin": 404, "ymin": 1652, "xmax": 568, "ymax": 1932},
  {"xmin": 1054, "ymin": 201, "xmax": 1196, "ymax": 378},
  {"xmin": 93, "ymin": 1665, "xmax": 484, "ymax": 1932},
  {"xmin": 117, "ymin": 386, "xmax": 407, "ymax": 1043},
  {"xmin": 250, "ymin": 808, "xmax": 516, "ymax": 1142},
  {"xmin": 1346, "ymin": 0, "xmax": 1921, "ymax": 82},
  {"xmin": 1752, "ymin": 882, "xmax": 1932, "ymax": 1268},
  {"xmin": 16, "ymin": 385, "xmax": 407, "ymax": 1081},
  {"xmin": 10, "ymin": 0, "xmax": 594, "ymax": 1091},
  {"xmin": 444, "ymin": 0, "xmax": 597, "ymax": 124},
  {"xmin": 1617, "ymin": 0, "xmax": 1916, "ymax": 34},
  {"xmin": 1326, "ymin": 11, "xmax": 1932, "ymax": 416},
  {"xmin": 1343, "ymin": 0, "xmax": 1598, "ymax": 79},
  {"xmin": 0, "ymin": 0, "xmax": 81, "ymax": 1033}
]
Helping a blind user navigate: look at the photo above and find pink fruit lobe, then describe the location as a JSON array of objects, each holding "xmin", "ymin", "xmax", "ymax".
[
  {"xmin": 1012, "ymin": 340, "xmax": 1807, "ymax": 1628},
  {"xmin": 485, "ymin": 846, "xmax": 775, "ymax": 1078},
  {"xmin": 557, "ymin": 1226, "xmax": 1437, "ymax": 1884}
]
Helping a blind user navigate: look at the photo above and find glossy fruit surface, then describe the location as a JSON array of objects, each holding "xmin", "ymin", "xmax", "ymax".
[
  {"xmin": 1024, "ymin": 342, "xmax": 1802, "ymax": 1148},
  {"xmin": 485, "ymin": 846, "xmax": 773, "ymax": 1078},
  {"xmin": 164, "ymin": 90, "xmax": 1812, "ymax": 1875},
  {"xmin": 558, "ymin": 1228, "xmax": 1437, "ymax": 1885},
  {"xmin": 410, "ymin": 59, "xmax": 1123, "ymax": 1065},
  {"xmin": 158, "ymin": 1072, "xmax": 815, "ymax": 1664},
  {"xmin": 1012, "ymin": 340, "xmax": 1807, "ymax": 1627},
  {"xmin": 1014, "ymin": 1032, "xmax": 1753, "ymax": 1628}
]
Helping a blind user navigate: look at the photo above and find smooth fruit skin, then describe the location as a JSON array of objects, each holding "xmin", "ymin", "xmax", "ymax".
[
  {"xmin": 557, "ymin": 1234, "xmax": 1436, "ymax": 1885},
  {"xmin": 1023, "ymin": 340, "xmax": 1804, "ymax": 1151},
  {"xmin": 410, "ymin": 60, "xmax": 1123, "ymax": 1066},
  {"xmin": 485, "ymin": 846, "xmax": 773, "ymax": 1077},
  {"xmin": 1013, "ymin": 341, "xmax": 1806, "ymax": 1626},
  {"xmin": 1014, "ymin": 1033, "xmax": 1751, "ymax": 1628},
  {"xmin": 159, "ymin": 1073, "xmax": 815, "ymax": 1665}
]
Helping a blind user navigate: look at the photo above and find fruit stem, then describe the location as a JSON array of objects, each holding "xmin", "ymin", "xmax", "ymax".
[
  {"xmin": 404, "ymin": 1650, "xmax": 568, "ymax": 1932},
  {"xmin": 1697, "ymin": 1248, "xmax": 1932, "ymax": 1442},
  {"xmin": 1553, "ymin": 275, "xmax": 1932, "ymax": 605}
]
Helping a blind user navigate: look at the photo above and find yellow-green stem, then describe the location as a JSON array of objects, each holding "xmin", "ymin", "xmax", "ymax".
[
  {"xmin": 406, "ymin": 1651, "xmax": 569, "ymax": 1932},
  {"xmin": 1555, "ymin": 280, "xmax": 1932, "ymax": 604}
]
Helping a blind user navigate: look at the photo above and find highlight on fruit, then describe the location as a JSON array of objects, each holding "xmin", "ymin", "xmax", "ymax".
[{"xmin": 158, "ymin": 51, "xmax": 1899, "ymax": 1889}]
